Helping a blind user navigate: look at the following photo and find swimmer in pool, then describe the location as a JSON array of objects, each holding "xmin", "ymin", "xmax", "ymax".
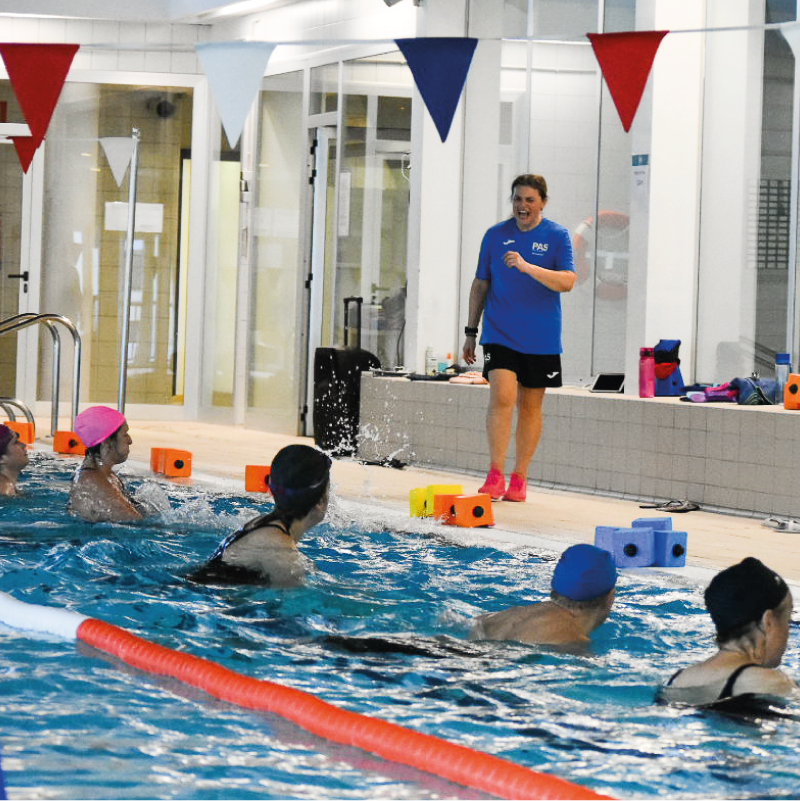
[
  {"xmin": 69, "ymin": 406, "xmax": 144, "ymax": 523},
  {"xmin": 0, "ymin": 424, "xmax": 29, "ymax": 497},
  {"xmin": 470, "ymin": 543, "xmax": 617, "ymax": 646},
  {"xmin": 188, "ymin": 444, "xmax": 331, "ymax": 588},
  {"xmin": 659, "ymin": 557, "xmax": 797, "ymax": 705}
]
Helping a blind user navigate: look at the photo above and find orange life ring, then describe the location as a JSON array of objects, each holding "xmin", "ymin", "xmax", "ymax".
[{"xmin": 572, "ymin": 211, "xmax": 630, "ymax": 300}]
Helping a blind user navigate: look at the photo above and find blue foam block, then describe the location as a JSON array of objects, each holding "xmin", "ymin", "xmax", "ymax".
[
  {"xmin": 632, "ymin": 517, "xmax": 672, "ymax": 531},
  {"xmin": 653, "ymin": 529, "xmax": 687, "ymax": 567},
  {"xmin": 595, "ymin": 526, "xmax": 655, "ymax": 568}
]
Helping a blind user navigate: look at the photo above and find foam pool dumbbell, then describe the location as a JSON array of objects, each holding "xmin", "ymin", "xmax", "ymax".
[
  {"xmin": 424, "ymin": 484, "xmax": 463, "ymax": 517},
  {"xmin": 453, "ymin": 493, "xmax": 494, "ymax": 527},
  {"xmin": 4, "ymin": 420, "xmax": 34, "ymax": 445},
  {"xmin": 161, "ymin": 449, "xmax": 192, "ymax": 477},
  {"xmin": 785, "ymin": 373, "xmax": 800, "ymax": 409},
  {"xmin": 53, "ymin": 430, "xmax": 86, "ymax": 455},
  {"xmin": 631, "ymin": 517, "xmax": 672, "ymax": 532},
  {"xmin": 150, "ymin": 447, "xmax": 167, "ymax": 473},
  {"xmin": 245, "ymin": 465, "xmax": 272, "ymax": 493},
  {"xmin": 410, "ymin": 487, "xmax": 428, "ymax": 517},
  {"xmin": 595, "ymin": 526, "xmax": 655, "ymax": 567},
  {"xmin": 653, "ymin": 529, "xmax": 688, "ymax": 567},
  {"xmin": 433, "ymin": 493, "xmax": 461, "ymax": 525}
]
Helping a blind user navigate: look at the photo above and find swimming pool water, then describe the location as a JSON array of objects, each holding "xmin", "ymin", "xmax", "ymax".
[{"xmin": 1, "ymin": 454, "xmax": 799, "ymax": 799}]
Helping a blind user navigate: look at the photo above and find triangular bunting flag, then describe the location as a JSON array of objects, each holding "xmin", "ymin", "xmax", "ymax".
[
  {"xmin": 0, "ymin": 43, "xmax": 79, "ymax": 172},
  {"xmin": 196, "ymin": 41, "xmax": 276, "ymax": 147},
  {"xmin": 587, "ymin": 31, "xmax": 668, "ymax": 132},
  {"xmin": 396, "ymin": 37, "xmax": 478, "ymax": 143},
  {"xmin": 11, "ymin": 136, "xmax": 38, "ymax": 174},
  {"xmin": 100, "ymin": 137, "xmax": 135, "ymax": 187},
  {"xmin": 780, "ymin": 22, "xmax": 800, "ymax": 62}
]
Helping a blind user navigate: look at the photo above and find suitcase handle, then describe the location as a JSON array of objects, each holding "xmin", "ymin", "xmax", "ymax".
[{"xmin": 343, "ymin": 296, "xmax": 363, "ymax": 349}]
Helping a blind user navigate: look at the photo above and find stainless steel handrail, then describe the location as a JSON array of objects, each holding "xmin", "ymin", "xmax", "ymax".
[
  {"xmin": 0, "ymin": 313, "xmax": 81, "ymax": 434},
  {"xmin": 0, "ymin": 397, "xmax": 36, "ymax": 426}
]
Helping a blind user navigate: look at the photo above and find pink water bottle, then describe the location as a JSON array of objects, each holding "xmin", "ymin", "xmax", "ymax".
[{"xmin": 639, "ymin": 347, "xmax": 655, "ymax": 398}]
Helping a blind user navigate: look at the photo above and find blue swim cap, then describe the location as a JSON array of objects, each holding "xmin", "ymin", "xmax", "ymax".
[{"xmin": 551, "ymin": 544, "xmax": 617, "ymax": 601}]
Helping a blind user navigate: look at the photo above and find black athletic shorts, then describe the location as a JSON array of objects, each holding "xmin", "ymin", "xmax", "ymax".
[{"xmin": 482, "ymin": 343, "xmax": 563, "ymax": 388}]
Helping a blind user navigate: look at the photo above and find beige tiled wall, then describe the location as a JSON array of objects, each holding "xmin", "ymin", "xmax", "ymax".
[{"xmin": 359, "ymin": 374, "xmax": 800, "ymax": 518}]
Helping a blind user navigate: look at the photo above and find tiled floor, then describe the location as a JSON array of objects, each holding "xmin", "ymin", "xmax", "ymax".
[{"xmin": 111, "ymin": 419, "xmax": 800, "ymax": 586}]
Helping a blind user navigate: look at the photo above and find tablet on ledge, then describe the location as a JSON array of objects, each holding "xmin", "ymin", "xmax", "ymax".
[{"xmin": 589, "ymin": 373, "xmax": 625, "ymax": 393}]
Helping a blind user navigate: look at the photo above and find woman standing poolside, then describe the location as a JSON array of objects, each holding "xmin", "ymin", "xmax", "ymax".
[
  {"xmin": 69, "ymin": 406, "xmax": 144, "ymax": 523},
  {"xmin": 660, "ymin": 557, "xmax": 797, "ymax": 705},
  {"xmin": 189, "ymin": 444, "xmax": 331, "ymax": 588},
  {"xmin": 0, "ymin": 424, "xmax": 29, "ymax": 497}
]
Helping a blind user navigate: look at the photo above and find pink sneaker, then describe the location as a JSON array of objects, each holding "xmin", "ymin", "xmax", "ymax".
[
  {"xmin": 502, "ymin": 473, "xmax": 527, "ymax": 502},
  {"xmin": 478, "ymin": 467, "xmax": 505, "ymax": 500}
]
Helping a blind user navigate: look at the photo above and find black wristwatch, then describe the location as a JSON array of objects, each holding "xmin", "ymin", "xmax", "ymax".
[{"xmin": 464, "ymin": 326, "xmax": 478, "ymax": 337}]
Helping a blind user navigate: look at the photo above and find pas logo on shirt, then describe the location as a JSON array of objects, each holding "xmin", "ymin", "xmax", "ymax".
[{"xmin": 531, "ymin": 242, "xmax": 549, "ymax": 254}]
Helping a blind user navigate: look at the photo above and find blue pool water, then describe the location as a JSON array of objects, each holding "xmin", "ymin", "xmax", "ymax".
[{"xmin": 1, "ymin": 454, "xmax": 799, "ymax": 800}]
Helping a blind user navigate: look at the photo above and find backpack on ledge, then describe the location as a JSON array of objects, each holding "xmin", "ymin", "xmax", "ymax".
[{"xmin": 654, "ymin": 339, "xmax": 684, "ymax": 396}]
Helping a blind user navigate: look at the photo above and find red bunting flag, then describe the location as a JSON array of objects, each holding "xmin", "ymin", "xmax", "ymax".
[
  {"xmin": 0, "ymin": 43, "xmax": 79, "ymax": 172},
  {"xmin": 587, "ymin": 31, "xmax": 668, "ymax": 132}
]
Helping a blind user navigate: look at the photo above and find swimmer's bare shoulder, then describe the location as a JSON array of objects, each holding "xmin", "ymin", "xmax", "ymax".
[
  {"xmin": 70, "ymin": 468, "xmax": 142, "ymax": 523},
  {"xmin": 222, "ymin": 525, "xmax": 309, "ymax": 587},
  {"xmin": 471, "ymin": 602, "xmax": 588, "ymax": 646}
]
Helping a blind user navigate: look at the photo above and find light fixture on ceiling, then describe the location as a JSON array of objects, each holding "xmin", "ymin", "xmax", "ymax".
[
  {"xmin": 383, "ymin": 0, "xmax": 422, "ymax": 6},
  {"xmin": 197, "ymin": 0, "xmax": 281, "ymax": 20}
]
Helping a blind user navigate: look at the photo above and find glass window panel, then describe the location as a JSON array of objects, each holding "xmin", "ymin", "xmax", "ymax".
[
  {"xmin": 0, "ymin": 81, "xmax": 24, "ymax": 395},
  {"xmin": 310, "ymin": 63, "xmax": 339, "ymax": 115},
  {"xmin": 202, "ymin": 140, "xmax": 241, "ymax": 409},
  {"xmin": 247, "ymin": 70, "xmax": 305, "ymax": 432},
  {"xmin": 534, "ymin": 0, "xmax": 599, "ymax": 39},
  {"xmin": 40, "ymin": 83, "xmax": 193, "ymax": 406},
  {"xmin": 321, "ymin": 53, "xmax": 412, "ymax": 369}
]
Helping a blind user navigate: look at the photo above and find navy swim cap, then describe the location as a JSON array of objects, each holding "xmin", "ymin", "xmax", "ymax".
[
  {"xmin": 705, "ymin": 557, "xmax": 789, "ymax": 641},
  {"xmin": 552, "ymin": 544, "xmax": 617, "ymax": 601}
]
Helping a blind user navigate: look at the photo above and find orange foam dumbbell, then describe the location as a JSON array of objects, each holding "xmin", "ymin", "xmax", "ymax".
[
  {"xmin": 433, "ymin": 493, "xmax": 461, "ymax": 525},
  {"xmin": 4, "ymin": 421, "xmax": 34, "ymax": 445},
  {"xmin": 162, "ymin": 449, "xmax": 192, "ymax": 477},
  {"xmin": 245, "ymin": 465, "xmax": 272, "ymax": 493},
  {"xmin": 150, "ymin": 447, "xmax": 167, "ymax": 473},
  {"xmin": 453, "ymin": 493, "xmax": 494, "ymax": 527},
  {"xmin": 784, "ymin": 373, "xmax": 800, "ymax": 410},
  {"xmin": 53, "ymin": 430, "xmax": 86, "ymax": 455}
]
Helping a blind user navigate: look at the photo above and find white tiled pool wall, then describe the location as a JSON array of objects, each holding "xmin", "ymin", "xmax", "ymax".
[{"xmin": 358, "ymin": 374, "xmax": 800, "ymax": 518}]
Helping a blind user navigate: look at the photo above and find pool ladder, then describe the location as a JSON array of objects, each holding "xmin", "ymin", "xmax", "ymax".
[{"xmin": 0, "ymin": 313, "xmax": 82, "ymax": 437}]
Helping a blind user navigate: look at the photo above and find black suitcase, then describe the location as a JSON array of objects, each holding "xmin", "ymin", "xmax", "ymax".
[{"xmin": 313, "ymin": 297, "xmax": 380, "ymax": 456}]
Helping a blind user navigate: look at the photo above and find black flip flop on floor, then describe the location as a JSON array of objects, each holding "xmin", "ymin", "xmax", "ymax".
[{"xmin": 639, "ymin": 500, "xmax": 699, "ymax": 512}]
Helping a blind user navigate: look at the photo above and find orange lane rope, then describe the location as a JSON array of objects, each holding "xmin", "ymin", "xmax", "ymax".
[{"xmin": 77, "ymin": 618, "xmax": 613, "ymax": 800}]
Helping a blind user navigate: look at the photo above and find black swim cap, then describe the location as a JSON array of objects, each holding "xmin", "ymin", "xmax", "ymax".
[
  {"xmin": 268, "ymin": 445, "xmax": 331, "ymax": 514},
  {"xmin": 705, "ymin": 557, "xmax": 789, "ymax": 641},
  {"xmin": 0, "ymin": 424, "xmax": 12, "ymax": 458}
]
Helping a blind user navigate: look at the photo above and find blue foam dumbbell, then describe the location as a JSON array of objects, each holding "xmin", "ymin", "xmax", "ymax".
[
  {"xmin": 595, "ymin": 526, "xmax": 655, "ymax": 568},
  {"xmin": 653, "ymin": 529, "xmax": 687, "ymax": 567},
  {"xmin": 631, "ymin": 517, "xmax": 672, "ymax": 531}
]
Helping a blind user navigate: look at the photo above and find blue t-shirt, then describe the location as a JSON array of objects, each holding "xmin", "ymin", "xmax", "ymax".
[{"xmin": 476, "ymin": 217, "xmax": 574, "ymax": 355}]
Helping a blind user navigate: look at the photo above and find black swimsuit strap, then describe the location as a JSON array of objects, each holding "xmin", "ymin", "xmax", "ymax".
[
  {"xmin": 205, "ymin": 515, "xmax": 288, "ymax": 563},
  {"xmin": 718, "ymin": 663, "xmax": 758, "ymax": 700},
  {"xmin": 666, "ymin": 668, "xmax": 683, "ymax": 686}
]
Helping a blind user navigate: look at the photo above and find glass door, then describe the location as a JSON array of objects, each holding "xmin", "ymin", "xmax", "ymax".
[
  {"xmin": 0, "ymin": 140, "xmax": 24, "ymax": 398},
  {"xmin": 304, "ymin": 126, "xmax": 337, "ymax": 436}
]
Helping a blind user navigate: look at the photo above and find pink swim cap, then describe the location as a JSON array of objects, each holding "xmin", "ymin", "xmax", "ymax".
[{"xmin": 74, "ymin": 406, "xmax": 127, "ymax": 448}]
